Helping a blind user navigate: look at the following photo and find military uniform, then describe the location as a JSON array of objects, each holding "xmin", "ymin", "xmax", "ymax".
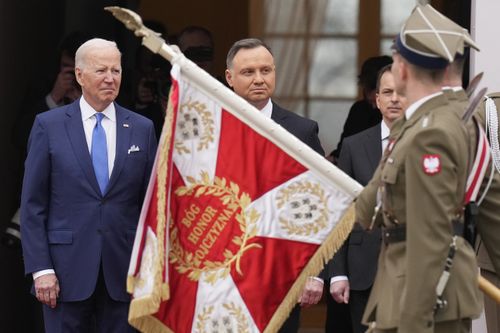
[
  {"xmin": 446, "ymin": 88, "xmax": 500, "ymax": 333},
  {"xmin": 355, "ymin": 5, "xmax": 483, "ymax": 333},
  {"xmin": 475, "ymin": 93, "xmax": 500, "ymax": 276},
  {"xmin": 475, "ymin": 93, "xmax": 500, "ymax": 333},
  {"xmin": 357, "ymin": 94, "xmax": 482, "ymax": 333}
]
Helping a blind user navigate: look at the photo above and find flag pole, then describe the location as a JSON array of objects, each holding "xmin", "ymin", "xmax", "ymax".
[
  {"xmin": 105, "ymin": 6, "xmax": 363, "ymax": 199},
  {"xmin": 479, "ymin": 275, "xmax": 500, "ymax": 304}
]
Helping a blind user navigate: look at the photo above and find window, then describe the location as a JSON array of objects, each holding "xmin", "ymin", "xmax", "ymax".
[
  {"xmin": 253, "ymin": 0, "xmax": 416, "ymax": 154},
  {"xmin": 380, "ymin": 0, "xmax": 417, "ymax": 54}
]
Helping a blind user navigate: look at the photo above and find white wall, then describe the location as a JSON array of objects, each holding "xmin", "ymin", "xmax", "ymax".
[{"xmin": 471, "ymin": 0, "xmax": 500, "ymax": 93}]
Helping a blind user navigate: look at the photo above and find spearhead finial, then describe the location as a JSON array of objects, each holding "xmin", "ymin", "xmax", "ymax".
[{"xmin": 104, "ymin": 6, "xmax": 159, "ymax": 38}]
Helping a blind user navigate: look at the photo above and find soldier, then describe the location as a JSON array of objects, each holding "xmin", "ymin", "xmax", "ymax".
[
  {"xmin": 441, "ymin": 29, "xmax": 500, "ymax": 333},
  {"xmin": 356, "ymin": 5, "xmax": 483, "ymax": 333},
  {"xmin": 474, "ymin": 94, "xmax": 500, "ymax": 333}
]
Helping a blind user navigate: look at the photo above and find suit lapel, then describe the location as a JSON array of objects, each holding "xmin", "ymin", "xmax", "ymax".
[
  {"xmin": 270, "ymin": 102, "xmax": 287, "ymax": 125},
  {"xmin": 363, "ymin": 124, "xmax": 382, "ymax": 171},
  {"xmin": 65, "ymin": 100, "xmax": 102, "ymax": 196},
  {"xmin": 106, "ymin": 104, "xmax": 132, "ymax": 195}
]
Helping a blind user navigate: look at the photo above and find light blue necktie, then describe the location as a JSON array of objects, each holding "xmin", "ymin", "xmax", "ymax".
[{"xmin": 91, "ymin": 113, "xmax": 109, "ymax": 194}]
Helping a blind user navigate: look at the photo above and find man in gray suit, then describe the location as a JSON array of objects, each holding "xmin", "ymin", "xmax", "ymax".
[{"xmin": 327, "ymin": 65, "xmax": 406, "ymax": 333}]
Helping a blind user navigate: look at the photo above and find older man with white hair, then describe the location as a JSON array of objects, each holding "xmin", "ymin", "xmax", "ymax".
[{"xmin": 21, "ymin": 38, "xmax": 157, "ymax": 332}]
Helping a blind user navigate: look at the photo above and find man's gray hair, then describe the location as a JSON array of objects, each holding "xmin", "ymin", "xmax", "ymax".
[
  {"xmin": 75, "ymin": 38, "xmax": 121, "ymax": 69},
  {"xmin": 226, "ymin": 38, "xmax": 273, "ymax": 69}
]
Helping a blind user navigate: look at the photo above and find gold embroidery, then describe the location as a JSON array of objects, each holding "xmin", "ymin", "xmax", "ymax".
[
  {"xmin": 276, "ymin": 180, "xmax": 329, "ymax": 236},
  {"xmin": 170, "ymin": 171, "xmax": 262, "ymax": 284},
  {"xmin": 175, "ymin": 98, "xmax": 215, "ymax": 154},
  {"xmin": 195, "ymin": 303, "xmax": 250, "ymax": 333}
]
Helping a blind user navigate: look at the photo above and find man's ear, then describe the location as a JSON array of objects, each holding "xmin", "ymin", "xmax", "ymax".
[
  {"xmin": 225, "ymin": 69, "xmax": 233, "ymax": 88},
  {"xmin": 397, "ymin": 61, "xmax": 407, "ymax": 83},
  {"xmin": 375, "ymin": 93, "xmax": 381, "ymax": 110},
  {"xmin": 75, "ymin": 68, "xmax": 83, "ymax": 87}
]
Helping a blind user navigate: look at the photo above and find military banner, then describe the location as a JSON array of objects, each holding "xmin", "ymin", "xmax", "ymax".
[{"xmin": 126, "ymin": 63, "xmax": 358, "ymax": 332}]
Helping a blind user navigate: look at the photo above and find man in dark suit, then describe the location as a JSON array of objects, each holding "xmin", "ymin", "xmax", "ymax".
[
  {"xmin": 327, "ymin": 65, "xmax": 406, "ymax": 333},
  {"xmin": 329, "ymin": 56, "xmax": 392, "ymax": 161},
  {"xmin": 225, "ymin": 38, "xmax": 324, "ymax": 333},
  {"xmin": 21, "ymin": 38, "xmax": 157, "ymax": 332}
]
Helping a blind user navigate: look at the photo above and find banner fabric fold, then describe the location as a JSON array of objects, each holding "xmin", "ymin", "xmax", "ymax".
[{"xmin": 126, "ymin": 64, "xmax": 357, "ymax": 333}]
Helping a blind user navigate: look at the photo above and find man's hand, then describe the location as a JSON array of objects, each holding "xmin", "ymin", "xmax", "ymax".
[
  {"xmin": 34, "ymin": 273, "xmax": 60, "ymax": 308},
  {"xmin": 136, "ymin": 77, "xmax": 156, "ymax": 105},
  {"xmin": 298, "ymin": 277, "xmax": 324, "ymax": 308},
  {"xmin": 50, "ymin": 66, "xmax": 78, "ymax": 105},
  {"xmin": 330, "ymin": 280, "xmax": 350, "ymax": 304},
  {"xmin": 65, "ymin": 85, "xmax": 81, "ymax": 103}
]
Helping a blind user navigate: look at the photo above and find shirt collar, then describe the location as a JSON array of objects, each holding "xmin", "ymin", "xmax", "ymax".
[
  {"xmin": 442, "ymin": 85, "xmax": 463, "ymax": 92},
  {"xmin": 405, "ymin": 91, "xmax": 443, "ymax": 120},
  {"xmin": 381, "ymin": 119, "xmax": 390, "ymax": 140},
  {"xmin": 80, "ymin": 96, "xmax": 116, "ymax": 122},
  {"xmin": 260, "ymin": 99, "xmax": 273, "ymax": 118}
]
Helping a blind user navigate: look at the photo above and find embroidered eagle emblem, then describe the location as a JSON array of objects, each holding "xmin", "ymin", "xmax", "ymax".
[{"xmin": 422, "ymin": 154, "xmax": 441, "ymax": 175}]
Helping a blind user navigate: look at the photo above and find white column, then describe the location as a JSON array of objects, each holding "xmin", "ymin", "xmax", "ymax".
[{"xmin": 471, "ymin": 0, "xmax": 500, "ymax": 94}]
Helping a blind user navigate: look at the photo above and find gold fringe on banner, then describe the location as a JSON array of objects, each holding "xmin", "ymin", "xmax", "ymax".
[
  {"xmin": 130, "ymin": 315, "xmax": 175, "ymax": 333},
  {"xmin": 128, "ymin": 86, "xmax": 177, "ymax": 330},
  {"xmin": 264, "ymin": 202, "xmax": 356, "ymax": 333},
  {"xmin": 127, "ymin": 275, "xmax": 136, "ymax": 293}
]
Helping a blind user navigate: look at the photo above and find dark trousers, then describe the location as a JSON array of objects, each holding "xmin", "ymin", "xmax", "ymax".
[
  {"xmin": 42, "ymin": 267, "xmax": 135, "ymax": 333},
  {"xmin": 325, "ymin": 287, "xmax": 370, "ymax": 333},
  {"xmin": 279, "ymin": 304, "xmax": 301, "ymax": 333},
  {"xmin": 325, "ymin": 291, "xmax": 352, "ymax": 333},
  {"xmin": 348, "ymin": 289, "xmax": 370, "ymax": 333}
]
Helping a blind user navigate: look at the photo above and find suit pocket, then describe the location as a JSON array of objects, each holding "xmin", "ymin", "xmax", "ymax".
[
  {"xmin": 127, "ymin": 151, "xmax": 146, "ymax": 162},
  {"xmin": 47, "ymin": 230, "xmax": 73, "ymax": 244},
  {"xmin": 128, "ymin": 150, "xmax": 144, "ymax": 157}
]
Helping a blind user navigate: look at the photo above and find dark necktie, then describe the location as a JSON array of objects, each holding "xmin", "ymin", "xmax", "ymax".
[{"xmin": 91, "ymin": 113, "xmax": 109, "ymax": 194}]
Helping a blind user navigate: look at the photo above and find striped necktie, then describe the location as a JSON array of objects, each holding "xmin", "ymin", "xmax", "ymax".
[{"xmin": 91, "ymin": 112, "xmax": 109, "ymax": 194}]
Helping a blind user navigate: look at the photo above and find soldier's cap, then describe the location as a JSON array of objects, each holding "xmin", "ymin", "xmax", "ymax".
[{"xmin": 392, "ymin": 4, "xmax": 479, "ymax": 69}]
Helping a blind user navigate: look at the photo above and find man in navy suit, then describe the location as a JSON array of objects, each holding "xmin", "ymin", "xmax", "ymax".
[
  {"xmin": 21, "ymin": 38, "xmax": 157, "ymax": 332},
  {"xmin": 225, "ymin": 38, "xmax": 324, "ymax": 333},
  {"xmin": 327, "ymin": 65, "xmax": 406, "ymax": 333}
]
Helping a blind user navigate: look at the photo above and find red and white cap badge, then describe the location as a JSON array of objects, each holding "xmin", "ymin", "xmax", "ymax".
[{"xmin": 422, "ymin": 154, "xmax": 441, "ymax": 175}]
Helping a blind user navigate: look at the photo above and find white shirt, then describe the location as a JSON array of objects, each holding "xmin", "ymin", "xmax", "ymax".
[
  {"xmin": 260, "ymin": 98, "xmax": 273, "ymax": 118},
  {"xmin": 442, "ymin": 85, "xmax": 463, "ymax": 93},
  {"xmin": 80, "ymin": 97, "xmax": 117, "ymax": 177},
  {"xmin": 33, "ymin": 97, "xmax": 117, "ymax": 280},
  {"xmin": 381, "ymin": 119, "xmax": 390, "ymax": 152},
  {"xmin": 45, "ymin": 94, "xmax": 60, "ymax": 109}
]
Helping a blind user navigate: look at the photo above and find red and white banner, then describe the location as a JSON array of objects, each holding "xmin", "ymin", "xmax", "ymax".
[{"xmin": 127, "ymin": 64, "xmax": 358, "ymax": 333}]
